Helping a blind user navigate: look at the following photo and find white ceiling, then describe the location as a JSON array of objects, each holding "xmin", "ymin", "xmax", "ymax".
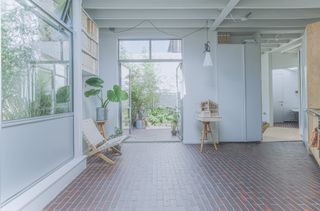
[{"xmin": 83, "ymin": 0, "xmax": 320, "ymax": 53}]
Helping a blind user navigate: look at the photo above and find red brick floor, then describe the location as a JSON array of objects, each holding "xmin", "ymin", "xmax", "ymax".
[{"xmin": 45, "ymin": 142, "xmax": 320, "ymax": 211}]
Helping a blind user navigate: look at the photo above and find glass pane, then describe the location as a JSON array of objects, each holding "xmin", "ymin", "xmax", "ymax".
[
  {"xmin": 151, "ymin": 40, "xmax": 182, "ymax": 59},
  {"xmin": 119, "ymin": 40, "xmax": 150, "ymax": 60},
  {"xmin": 33, "ymin": 0, "xmax": 68, "ymax": 21},
  {"xmin": 120, "ymin": 64, "xmax": 130, "ymax": 135},
  {"xmin": 1, "ymin": 0, "xmax": 72, "ymax": 121}
]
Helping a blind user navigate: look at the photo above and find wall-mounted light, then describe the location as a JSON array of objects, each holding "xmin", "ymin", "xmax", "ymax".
[{"xmin": 203, "ymin": 25, "xmax": 213, "ymax": 67}]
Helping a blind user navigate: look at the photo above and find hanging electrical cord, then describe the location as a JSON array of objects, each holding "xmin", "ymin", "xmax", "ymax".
[{"xmin": 110, "ymin": 19, "xmax": 208, "ymax": 39}]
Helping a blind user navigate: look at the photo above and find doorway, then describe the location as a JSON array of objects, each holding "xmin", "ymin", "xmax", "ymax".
[
  {"xmin": 118, "ymin": 39, "xmax": 183, "ymax": 142},
  {"xmin": 263, "ymin": 66, "xmax": 301, "ymax": 142}
]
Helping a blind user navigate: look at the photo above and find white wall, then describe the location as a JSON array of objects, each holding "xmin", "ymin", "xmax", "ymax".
[
  {"xmin": 272, "ymin": 53, "xmax": 299, "ymax": 69},
  {"xmin": 99, "ymin": 28, "xmax": 217, "ymax": 144},
  {"xmin": 1, "ymin": 117, "xmax": 74, "ymax": 203}
]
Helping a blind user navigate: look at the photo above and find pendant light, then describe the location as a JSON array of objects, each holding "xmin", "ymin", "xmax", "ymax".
[{"xmin": 203, "ymin": 22, "xmax": 213, "ymax": 67}]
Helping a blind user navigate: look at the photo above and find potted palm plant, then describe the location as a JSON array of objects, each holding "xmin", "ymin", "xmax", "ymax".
[{"xmin": 84, "ymin": 77, "xmax": 128, "ymax": 121}]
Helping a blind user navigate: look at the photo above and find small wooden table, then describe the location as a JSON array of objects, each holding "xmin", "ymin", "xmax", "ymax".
[{"xmin": 197, "ymin": 116, "xmax": 221, "ymax": 152}]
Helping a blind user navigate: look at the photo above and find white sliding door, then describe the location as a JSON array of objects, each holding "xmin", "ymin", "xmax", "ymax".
[
  {"xmin": 217, "ymin": 44, "xmax": 262, "ymax": 142},
  {"xmin": 217, "ymin": 45, "xmax": 246, "ymax": 142}
]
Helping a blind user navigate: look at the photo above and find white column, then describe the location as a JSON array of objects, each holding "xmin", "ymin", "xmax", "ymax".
[{"xmin": 72, "ymin": 0, "xmax": 84, "ymax": 158}]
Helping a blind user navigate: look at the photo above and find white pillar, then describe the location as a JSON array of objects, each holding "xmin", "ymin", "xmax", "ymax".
[{"xmin": 72, "ymin": 0, "xmax": 84, "ymax": 158}]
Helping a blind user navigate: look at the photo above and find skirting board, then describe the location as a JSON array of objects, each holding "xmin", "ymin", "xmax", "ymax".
[{"xmin": 1, "ymin": 156, "xmax": 87, "ymax": 211}]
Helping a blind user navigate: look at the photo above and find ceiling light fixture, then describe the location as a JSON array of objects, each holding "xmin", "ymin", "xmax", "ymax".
[{"xmin": 203, "ymin": 22, "xmax": 213, "ymax": 67}]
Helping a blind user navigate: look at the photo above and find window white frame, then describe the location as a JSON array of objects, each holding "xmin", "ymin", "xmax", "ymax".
[
  {"xmin": 118, "ymin": 39, "xmax": 183, "ymax": 63},
  {"xmin": 1, "ymin": 0, "xmax": 74, "ymax": 127}
]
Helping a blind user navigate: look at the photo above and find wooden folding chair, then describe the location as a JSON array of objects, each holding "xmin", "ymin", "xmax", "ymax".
[{"xmin": 82, "ymin": 119, "xmax": 126, "ymax": 164}]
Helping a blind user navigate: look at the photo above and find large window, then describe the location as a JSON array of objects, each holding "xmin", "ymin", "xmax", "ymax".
[{"xmin": 1, "ymin": 0, "xmax": 72, "ymax": 121}]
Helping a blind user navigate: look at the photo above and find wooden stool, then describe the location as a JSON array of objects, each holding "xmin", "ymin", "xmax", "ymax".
[{"xmin": 200, "ymin": 121, "xmax": 218, "ymax": 152}]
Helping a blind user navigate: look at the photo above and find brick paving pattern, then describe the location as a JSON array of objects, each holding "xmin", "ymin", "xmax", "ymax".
[
  {"xmin": 45, "ymin": 142, "xmax": 320, "ymax": 211},
  {"xmin": 124, "ymin": 128, "xmax": 180, "ymax": 143}
]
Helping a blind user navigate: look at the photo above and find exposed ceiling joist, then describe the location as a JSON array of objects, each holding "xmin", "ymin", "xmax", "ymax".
[
  {"xmin": 85, "ymin": 8, "xmax": 320, "ymax": 21},
  {"xmin": 260, "ymin": 39, "xmax": 291, "ymax": 44},
  {"xmin": 261, "ymin": 43, "xmax": 281, "ymax": 48},
  {"xmin": 83, "ymin": 0, "xmax": 320, "ymax": 10},
  {"xmin": 270, "ymin": 37, "xmax": 303, "ymax": 53},
  {"xmin": 95, "ymin": 19, "xmax": 313, "ymax": 29},
  {"xmin": 281, "ymin": 43, "xmax": 302, "ymax": 53},
  {"xmin": 210, "ymin": 0, "xmax": 240, "ymax": 31},
  {"xmin": 220, "ymin": 19, "xmax": 319, "ymax": 28},
  {"xmin": 83, "ymin": 0, "xmax": 228, "ymax": 10}
]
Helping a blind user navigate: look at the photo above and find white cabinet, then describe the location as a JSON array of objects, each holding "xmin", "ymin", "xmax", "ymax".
[{"xmin": 217, "ymin": 44, "xmax": 262, "ymax": 142}]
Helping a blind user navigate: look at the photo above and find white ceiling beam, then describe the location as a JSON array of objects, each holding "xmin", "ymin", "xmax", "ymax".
[
  {"xmin": 236, "ymin": 0, "xmax": 320, "ymax": 9},
  {"xmin": 210, "ymin": 0, "xmax": 240, "ymax": 31},
  {"xmin": 83, "ymin": 0, "xmax": 320, "ymax": 10},
  {"xmin": 260, "ymin": 39, "xmax": 291, "ymax": 44},
  {"xmin": 95, "ymin": 19, "xmax": 212, "ymax": 28},
  {"xmin": 82, "ymin": 0, "xmax": 228, "ymax": 10},
  {"xmin": 95, "ymin": 19, "xmax": 310, "ymax": 30},
  {"xmin": 217, "ymin": 29, "xmax": 304, "ymax": 34},
  {"xmin": 85, "ymin": 8, "xmax": 320, "ymax": 20},
  {"xmin": 260, "ymin": 33, "xmax": 302, "ymax": 39},
  {"xmin": 270, "ymin": 37, "xmax": 303, "ymax": 53},
  {"xmin": 281, "ymin": 43, "xmax": 302, "ymax": 53},
  {"xmin": 219, "ymin": 19, "xmax": 319, "ymax": 28},
  {"xmin": 86, "ymin": 9, "xmax": 221, "ymax": 20},
  {"xmin": 261, "ymin": 43, "xmax": 281, "ymax": 48},
  {"xmin": 230, "ymin": 9, "xmax": 320, "ymax": 20}
]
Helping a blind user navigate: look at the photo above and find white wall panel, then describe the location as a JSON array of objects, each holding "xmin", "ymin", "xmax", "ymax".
[
  {"xmin": 245, "ymin": 44, "xmax": 262, "ymax": 141},
  {"xmin": 217, "ymin": 44, "xmax": 246, "ymax": 141},
  {"xmin": 1, "ymin": 117, "xmax": 74, "ymax": 203}
]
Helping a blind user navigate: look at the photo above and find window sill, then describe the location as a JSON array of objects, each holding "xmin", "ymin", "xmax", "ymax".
[{"xmin": 1, "ymin": 113, "xmax": 74, "ymax": 128}]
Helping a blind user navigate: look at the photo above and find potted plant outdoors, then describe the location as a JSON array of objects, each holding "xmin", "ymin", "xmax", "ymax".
[
  {"xmin": 84, "ymin": 77, "xmax": 128, "ymax": 121},
  {"xmin": 169, "ymin": 111, "xmax": 178, "ymax": 136}
]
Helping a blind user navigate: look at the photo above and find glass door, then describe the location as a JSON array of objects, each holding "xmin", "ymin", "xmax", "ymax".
[
  {"xmin": 176, "ymin": 62, "xmax": 184, "ymax": 140},
  {"xmin": 120, "ymin": 63, "xmax": 131, "ymax": 135}
]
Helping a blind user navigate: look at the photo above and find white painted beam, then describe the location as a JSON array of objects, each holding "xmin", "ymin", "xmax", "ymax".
[
  {"xmin": 260, "ymin": 40, "xmax": 291, "ymax": 44},
  {"xmin": 95, "ymin": 19, "xmax": 211, "ymax": 28},
  {"xmin": 281, "ymin": 43, "xmax": 302, "ymax": 53},
  {"xmin": 210, "ymin": 0, "xmax": 240, "ymax": 31},
  {"xmin": 86, "ymin": 9, "xmax": 221, "ymax": 20},
  {"xmin": 220, "ymin": 19, "xmax": 319, "ymax": 28},
  {"xmin": 260, "ymin": 33, "xmax": 302, "ymax": 39},
  {"xmin": 237, "ymin": 0, "xmax": 320, "ymax": 9},
  {"xmin": 261, "ymin": 43, "xmax": 281, "ymax": 48},
  {"xmin": 95, "ymin": 19, "xmax": 316, "ymax": 29},
  {"xmin": 83, "ymin": 0, "xmax": 320, "ymax": 10},
  {"xmin": 82, "ymin": 0, "xmax": 227, "ymax": 10},
  {"xmin": 85, "ymin": 8, "xmax": 320, "ymax": 20},
  {"xmin": 270, "ymin": 37, "xmax": 303, "ymax": 53},
  {"xmin": 218, "ymin": 29, "xmax": 304, "ymax": 34}
]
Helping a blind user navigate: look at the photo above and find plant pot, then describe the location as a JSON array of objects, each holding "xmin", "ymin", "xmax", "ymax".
[
  {"xmin": 96, "ymin": 107, "xmax": 108, "ymax": 121},
  {"xmin": 171, "ymin": 129, "xmax": 177, "ymax": 136},
  {"xmin": 135, "ymin": 120, "xmax": 145, "ymax": 129}
]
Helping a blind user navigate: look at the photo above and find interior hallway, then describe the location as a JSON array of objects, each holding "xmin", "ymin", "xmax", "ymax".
[{"xmin": 45, "ymin": 142, "xmax": 320, "ymax": 211}]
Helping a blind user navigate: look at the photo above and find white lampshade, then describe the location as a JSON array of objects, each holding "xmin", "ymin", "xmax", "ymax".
[{"xmin": 203, "ymin": 51, "xmax": 213, "ymax": 67}]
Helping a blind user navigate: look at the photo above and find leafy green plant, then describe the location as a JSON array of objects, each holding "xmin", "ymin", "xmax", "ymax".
[
  {"xmin": 146, "ymin": 107, "xmax": 176, "ymax": 126},
  {"xmin": 84, "ymin": 76, "xmax": 128, "ymax": 108},
  {"xmin": 56, "ymin": 86, "xmax": 70, "ymax": 103}
]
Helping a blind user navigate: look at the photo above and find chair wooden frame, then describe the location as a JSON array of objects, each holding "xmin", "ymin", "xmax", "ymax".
[{"xmin": 83, "ymin": 119, "xmax": 126, "ymax": 164}]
